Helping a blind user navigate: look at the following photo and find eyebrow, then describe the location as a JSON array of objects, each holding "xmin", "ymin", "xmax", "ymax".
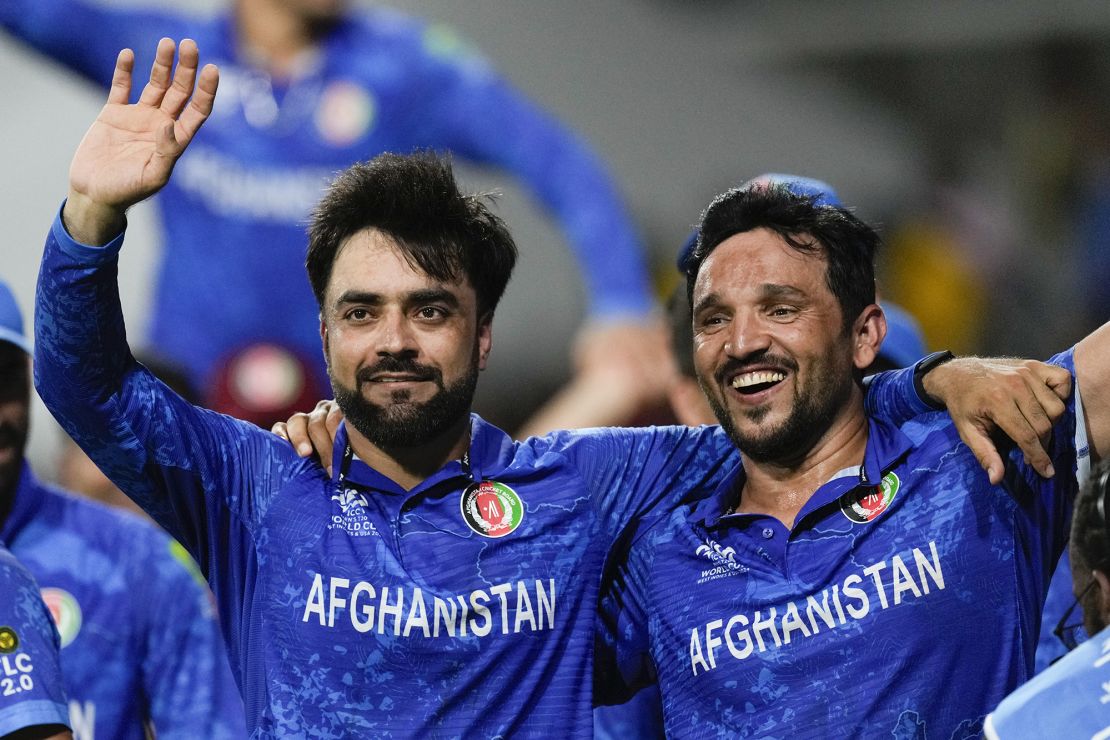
[
  {"xmin": 692, "ymin": 283, "xmax": 808, "ymax": 316},
  {"xmin": 333, "ymin": 288, "xmax": 461, "ymax": 309}
]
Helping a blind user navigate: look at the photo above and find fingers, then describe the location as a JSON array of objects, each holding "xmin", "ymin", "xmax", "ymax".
[
  {"xmin": 107, "ymin": 49, "xmax": 134, "ymax": 105},
  {"xmin": 961, "ymin": 424, "xmax": 1006, "ymax": 486},
  {"xmin": 271, "ymin": 421, "xmax": 289, "ymax": 440},
  {"xmin": 176, "ymin": 63, "xmax": 219, "ymax": 146},
  {"xmin": 308, "ymin": 403, "xmax": 338, "ymax": 471},
  {"xmin": 138, "ymin": 37, "xmax": 176, "ymax": 107},
  {"xmin": 159, "ymin": 38, "xmax": 199, "ymax": 117},
  {"xmin": 281, "ymin": 414, "xmax": 314, "ymax": 457}
]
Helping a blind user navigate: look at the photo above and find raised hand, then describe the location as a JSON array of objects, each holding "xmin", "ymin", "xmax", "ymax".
[{"xmin": 64, "ymin": 38, "xmax": 218, "ymax": 245}]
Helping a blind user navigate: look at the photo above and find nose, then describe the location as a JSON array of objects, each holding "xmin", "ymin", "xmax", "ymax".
[
  {"xmin": 375, "ymin": 309, "xmax": 417, "ymax": 358},
  {"xmin": 724, "ymin": 310, "xmax": 772, "ymax": 359}
]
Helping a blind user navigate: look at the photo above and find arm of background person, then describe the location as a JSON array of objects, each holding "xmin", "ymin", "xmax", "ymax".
[
  {"xmin": 407, "ymin": 22, "xmax": 655, "ymax": 322},
  {"xmin": 0, "ymin": 0, "xmax": 183, "ymax": 89},
  {"xmin": 515, "ymin": 316, "xmax": 676, "ymax": 439},
  {"xmin": 1074, "ymin": 321, "xmax": 1110, "ymax": 464}
]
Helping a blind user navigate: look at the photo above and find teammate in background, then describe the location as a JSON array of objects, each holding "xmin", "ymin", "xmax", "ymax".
[
  {"xmin": 32, "ymin": 40, "xmax": 1063, "ymax": 736},
  {"xmin": 1, "ymin": 0, "xmax": 659, "ymax": 395},
  {"xmin": 985, "ymin": 458, "xmax": 1110, "ymax": 737},
  {"xmin": 0, "ymin": 278, "xmax": 246, "ymax": 738},
  {"xmin": 0, "ymin": 544, "xmax": 70, "ymax": 740},
  {"xmin": 596, "ymin": 180, "xmax": 1107, "ymax": 737}
]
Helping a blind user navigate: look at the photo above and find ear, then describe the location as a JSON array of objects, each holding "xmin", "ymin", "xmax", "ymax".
[
  {"xmin": 851, "ymin": 303, "xmax": 886, "ymax": 371},
  {"xmin": 478, "ymin": 312, "xmax": 493, "ymax": 371},
  {"xmin": 320, "ymin": 315, "xmax": 329, "ymax": 359}
]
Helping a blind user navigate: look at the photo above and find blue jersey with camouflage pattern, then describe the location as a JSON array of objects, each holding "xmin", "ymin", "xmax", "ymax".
[
  {"xmin": 34, "ymin": 210, "xmax": 930, "ymax": 736},
  {"xmin": 0, "ymin": 541, "xmax": 69, "ymax": 736},
  {"xmin": 2, "ymin": 466, "xmax": 246, "ymax": 740},
  {"xmin": 2, "ymin": 0, "xmax": 653, "ymax": 388},
  {"xmin": 599, "ymin": 350, "xmax": 1085, "ymax": 739}
]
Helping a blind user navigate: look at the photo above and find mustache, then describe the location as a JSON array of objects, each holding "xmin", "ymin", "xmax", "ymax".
[
  {"xmin": 355, "ymin": 357, "xmax": 442, "ymax": 385},
  {"xmin": 714, "ymin": 350, "xmax": 798, "ymax": 386}
]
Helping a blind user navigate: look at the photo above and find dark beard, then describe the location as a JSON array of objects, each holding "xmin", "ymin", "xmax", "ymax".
[
  {"xmin": 331, "ymin": 356, "xmax": 478, "ymax": 448},
  {"xmin": 703, "ymin": 352, "xmax": 854, "ymax": 467}
]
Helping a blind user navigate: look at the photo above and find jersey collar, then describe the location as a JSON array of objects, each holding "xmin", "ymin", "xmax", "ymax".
[
  {"xmin": 331, "ymin": 413, "xmax": 517, "ymax": 494},
  {"xmin": 692, "ymin": 415, "xmax": 914, "ymax": 530}
]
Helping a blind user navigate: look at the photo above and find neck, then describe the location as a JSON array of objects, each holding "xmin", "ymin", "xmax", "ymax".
[
  {"xmin": 235, "ymin": 0, "xmax": 330, "ymax": 77},
  {"xmin": 735, "ymin": 390, "xmax": 869, "ymax": 528},
  {"xmin": 345, "ymin": 415, "xmax": 473, "ymax": 492}
]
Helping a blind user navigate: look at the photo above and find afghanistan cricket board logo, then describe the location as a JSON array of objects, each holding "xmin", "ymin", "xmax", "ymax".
[
  {"xmin": 461, "ymin": 480, "xmax": 524, "ymax": 538},
  {"xmin": 840, "ymin": 471, "xmax": 901, "ymax": 524}
]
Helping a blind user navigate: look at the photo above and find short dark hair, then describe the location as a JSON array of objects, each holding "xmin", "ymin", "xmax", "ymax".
[
  {"xmin": 306, "ymin": 151, "xmax": 518, "ymax": 317},
  {"xmin": 1071, "ymin": 459, "xmax": 1110, "ymax": 573},
  {"xmin": 684, "ymin": 183, "xmax": 879, "ymax": 329}
]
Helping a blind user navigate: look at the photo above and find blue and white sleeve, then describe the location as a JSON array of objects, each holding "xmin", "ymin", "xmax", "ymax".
[{"xmin": 0, "ymin": 546, "xmax": 70, "ymax": 737}]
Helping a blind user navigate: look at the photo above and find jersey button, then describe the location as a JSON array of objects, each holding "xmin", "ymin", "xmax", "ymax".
[{"xmin": 761, "ymin": 527, "xmax": 775, "ymax": 539}]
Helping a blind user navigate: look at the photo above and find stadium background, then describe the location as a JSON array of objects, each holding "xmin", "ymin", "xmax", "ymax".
[{"xmin": 3, "ymin": 0, "xmax": 1109, "ymax": 468}]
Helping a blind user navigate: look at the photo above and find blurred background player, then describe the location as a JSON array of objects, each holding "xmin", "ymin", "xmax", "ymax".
[
  {"xmin": 0, "ymin": 542, "xmax": 71, "ymax": 739},
  {"xmin": 0, "ymin": 0, "xmax": 660, "ymax": 403},
  {"xmin": 985, "ymin": 458, "xmax": 1110, "ymax": 737},
  {"xmin": 0, "ymin": 278, "xmax": 245, "ymax": 739}
]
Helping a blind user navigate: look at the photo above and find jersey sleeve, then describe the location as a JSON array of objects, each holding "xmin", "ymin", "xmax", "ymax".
[
  {"xmin": 395, "ymin": 22, "xmax": 653, "ymax": 319},
  {"xmin": 1004, "ymin": 348, "xmax": 1086, "ymax": 582},
  {"xmin": 135, "ymin": 538, "xmax": 246, "ymax": 739},
  {"xmin": 0, "ymin": 0, "xmax": 188, "ymax": 89},
  {"xmin": 34, "ymin": 208, "xmax": 310, "ymax": 600},
  {"xmin": 0, "ymin": 546, "xmax": 70, "ymax": 737},
  {"xmin": 533, "ymin": 424, "xmax": 734, "ymax": 544},
  {"xmin": 863, "ymin": 365, "xmax": 936, "ymax": 425}
]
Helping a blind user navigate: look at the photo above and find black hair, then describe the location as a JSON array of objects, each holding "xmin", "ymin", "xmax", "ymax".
[
  {"xmin": 306, "ymin": 151, "xmax": 518, "ymax": 318},
  {"xmin": 684, "ymin": 183, "xmax": 879, "ymax": 329},
  {"xmin": 1071, "ymin": 458, "xmax": 1110, "ymax": 573}
]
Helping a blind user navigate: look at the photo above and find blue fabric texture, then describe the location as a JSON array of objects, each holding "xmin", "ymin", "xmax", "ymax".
[
  {"xmin": 2, "ymin": 466, "xmax": 246, "ymax": 739},
  {"xmin": 598, "ymin": 350, "xmax": 1084, "ymax": 738},
  {"xmin": 2, "ymin": 0, "xmax": 653, "ymax": 388},
  {"xmin": 0, "ymin": 542, "xmax": 70, "ymax": 736}
]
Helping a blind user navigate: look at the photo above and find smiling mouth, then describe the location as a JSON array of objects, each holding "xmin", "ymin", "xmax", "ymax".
[{"xmin": 730, "ymin": 371, "xmax": 786, "ymax": 395}]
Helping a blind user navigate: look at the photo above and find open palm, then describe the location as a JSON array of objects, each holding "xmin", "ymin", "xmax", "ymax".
[{"xmin": 69, "ymin": 38, "xmax": 218, "ymax": 212}]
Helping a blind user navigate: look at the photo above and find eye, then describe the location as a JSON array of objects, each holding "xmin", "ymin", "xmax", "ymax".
[
  {"xmin": 768, "ymin": 305, "xmax": 798, "ymax": 319},
  {"xmin": 344, "ymin": 307, "xmax": 371, "ymax": 322},
  {"xmin": 416, "ymin": 306, "xmax": 448, "ymax": 321}
]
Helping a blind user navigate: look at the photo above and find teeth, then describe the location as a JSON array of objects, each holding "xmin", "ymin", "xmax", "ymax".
[{"xmin": 731, "ymin": 371, "xmax": 786, "ymax": 389}]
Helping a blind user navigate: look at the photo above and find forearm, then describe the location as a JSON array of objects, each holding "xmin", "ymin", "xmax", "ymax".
[{"xmin": 1075, "ymin": 320, "xmax": 1110, "ymax": 463}]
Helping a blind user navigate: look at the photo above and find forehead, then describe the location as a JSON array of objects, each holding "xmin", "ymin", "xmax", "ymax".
[
  {"xmin": 694, "ymin": 228, "xmax": 830, "ymax": 302},
  {"xmin": 325, "ymin": 228, "xmax": 474, "ymax": 302}
]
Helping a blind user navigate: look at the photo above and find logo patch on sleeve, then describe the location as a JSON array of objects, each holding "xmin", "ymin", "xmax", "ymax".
[
  {"xmin": 40, "ymin": 588, "xmax": 82, "ymax": 648},
  {"xmin": 840, "ymin": 471, "xmax": 901, "ymax": 524},
  {"xmin": 0, "ymin": 627, "xmax": 18, "ymax": 653},
  {"xmin": 461, "ymin": 481, "xmax": 524, "ymax": 538}
]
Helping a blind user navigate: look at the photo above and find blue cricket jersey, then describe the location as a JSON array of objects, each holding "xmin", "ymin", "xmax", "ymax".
[
  {"xmin": 2, "ymin": 0, "xmax": 653, "ymax": 389},
  {"xmin": 34, "ymin": 210, "xmax": 928, "ymax": 736},
  {"xmin": 2, "ymin": 465, "xmax": 247, "ymax": 740},
  {"xmin": 599, "ymin": 352, "xmax": 1085, "ymax": 739},
  {"xmin": 0, "ymin": 541, "xmax": 70, "ymax": 736},
  {"xmin": 985, "ymin": 624, "xmax": 1110, "ymax": 738}
]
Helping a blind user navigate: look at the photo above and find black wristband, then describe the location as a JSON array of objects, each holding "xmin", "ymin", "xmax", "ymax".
[{"xmin": 913, "ymin": 350, "xmax": 956, "ymax": 410}]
